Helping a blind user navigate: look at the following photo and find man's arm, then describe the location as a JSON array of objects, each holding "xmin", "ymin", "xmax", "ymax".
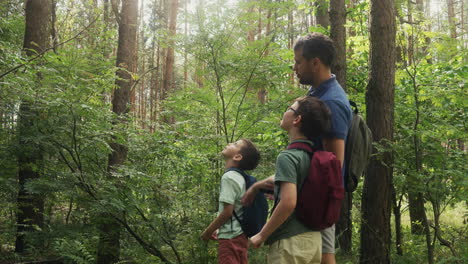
[
  {"xmin": 241, "ymin": 175, "xmax": 275, "ymax": 206},
  {"xmin": 323, "ymin": 137, "xmax": 345, "ymax": 166},
  {"xmin": 249, "ymin": 182, "xmax": 296, "ymax": 248},
  {"xmin": 201, "ymin": 203, "xmax": 233, "ymax": 241}
]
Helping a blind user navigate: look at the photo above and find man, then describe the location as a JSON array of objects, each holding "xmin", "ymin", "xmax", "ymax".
[
  {"xmin": 243, "ymin": 33, "xmax": 351, "ymax": 264},
  {"xmin": 293, "ymin": 32, "xmax": 352, "ymax": 264}
]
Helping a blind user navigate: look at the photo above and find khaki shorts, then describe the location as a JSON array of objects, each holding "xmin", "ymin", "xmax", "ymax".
[
  {"xmin": 321, "ymin": 225, "xmax": 335, "ymax": 254},
  {"xmin": 267, "ymin": 232, "xmax": 321, "ymax": 264}
]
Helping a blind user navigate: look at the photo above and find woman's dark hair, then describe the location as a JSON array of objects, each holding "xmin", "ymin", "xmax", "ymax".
[
  {"xmin": 293, "ymin": 33, "xmax": 335, "ymax": 67},
  {"xmin": 238, "ymin": 138, "xmax": 260, "ymax": 171},
  {"xmin": 294, "ymin": 96, "xmax": 332, "ymax": 139}
]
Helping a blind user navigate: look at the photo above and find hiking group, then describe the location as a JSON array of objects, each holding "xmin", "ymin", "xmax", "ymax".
[{"xmin": 201, "ymin": 32, "xmax": 371, "ymax": 264}]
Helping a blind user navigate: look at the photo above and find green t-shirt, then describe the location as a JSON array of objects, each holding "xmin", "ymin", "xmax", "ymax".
[
  {"xmin": 217, "ymin": 170, "xmax": 246, "ymax": 239},
  {"xmin": 265, "ymin": 140, "xmax": 314, "ymax": 245}
]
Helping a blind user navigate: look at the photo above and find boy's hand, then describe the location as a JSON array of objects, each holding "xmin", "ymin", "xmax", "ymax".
[
  {"xmin": 210, "ymin": 230, "xmax": 218, "ymax": 240},
  {"xmin": 201, "ymin": 229, "xmax": 218, "ymax": 241},
  {"xmin": 249, "ymin": 233, "xmax": 266, "ymax": 248},
  {"xmin": 242, "ymin": 178, "xmax": 274, "ymax": 206}
]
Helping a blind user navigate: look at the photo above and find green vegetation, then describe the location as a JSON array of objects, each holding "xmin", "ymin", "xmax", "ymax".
[{"xmin": 0, "ymin": 0, "xmax": 466, "ymax": 263}]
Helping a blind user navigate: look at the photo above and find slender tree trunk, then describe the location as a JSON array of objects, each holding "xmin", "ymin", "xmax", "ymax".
[
  {"xmin": 447, "ymin": 0, "xmax": 457, "ymax": 38},
  {"xmin": 336, "ymin": 192, "xmax": 352, "ymax": 253},
  {"xmin": 392, "ymin": 185, "xmax": 403, "ymax": 255},
  {"xmin": 315, "ymin": 0, "xmax": 330, "ymax": 28},
  {"xmin": 360, "ymin": 0, "xmax": 396, "ymax": 263},
  {"xmin": 15, "ymin": 0, "xmax": 51, "ymax": 254},
  {"xmin": 162, "ymin": 0, "xmax": 178, "ymax": 101},
  {"xmin": 184, "ymin": 0, "xmax": 188, "ymax": 89},
  {"xmin": 288, "ymin": 9, "xmax": 294, "ymax": 84},
  {"xmin": 330, "ymin": 0, "xmax": 346, "ymax": 90},
  {"xmin": 330, "ymin": 0, "xmax": 351, "ymax": 253},
  {"xmin": 51, "ymin": 0, "xmax": 58, "ymax": 53},
  {"xmin": 96, "ymin": 1, "xmax": 138, "ymax": 263}
]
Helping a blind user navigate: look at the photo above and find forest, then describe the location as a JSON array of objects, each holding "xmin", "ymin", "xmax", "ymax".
[{"xmin": 0, "ymin": 0, "xmax": 466, "ymax": 263}]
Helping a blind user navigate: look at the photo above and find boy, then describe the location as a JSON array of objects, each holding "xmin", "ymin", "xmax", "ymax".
[
  {"xmin": 201, "ymin": 138, "xmax": 261, "ymax": 264},
  {"xmin": 249, "ymin": 96, "xmax": 332, "ymax": 264}
]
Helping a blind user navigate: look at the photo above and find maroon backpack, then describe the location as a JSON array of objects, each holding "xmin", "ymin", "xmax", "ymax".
[{"xmin": 288, "ymin": 142, "xmax": 344, "ymax": 230}]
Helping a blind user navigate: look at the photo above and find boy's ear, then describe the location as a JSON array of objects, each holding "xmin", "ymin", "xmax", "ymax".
[
  {"xmin": 233, "ymin": 153, "xmax": 243, "ymax": 162},
  {"xmin": 293, "ymin": 114, "xmax": 302, "ymax": 126}
]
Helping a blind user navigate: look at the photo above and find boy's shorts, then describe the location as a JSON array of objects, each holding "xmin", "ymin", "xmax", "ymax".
[
  {"xmin": 218, "ymin": 234, "xmax": 248, "ymax": 264},
  {"xmin": 321, "ymin": 224, "xmax": 335, "ymax": 254},
  {"xmin": 267, "ymin": 231, "xmax": 321, "ymax": 264}
]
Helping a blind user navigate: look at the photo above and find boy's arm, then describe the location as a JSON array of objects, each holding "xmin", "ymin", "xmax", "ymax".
[
  {"xmin": 249, "ymin": 181, "xmax": 296, "ymax": 248},
  {"xmin": 241, "ymin": 175, "xmax": 275, "ymax": 206},
  {"xmin": 201, "ymin": 203, "xmax": 234, "ymax": 241}
]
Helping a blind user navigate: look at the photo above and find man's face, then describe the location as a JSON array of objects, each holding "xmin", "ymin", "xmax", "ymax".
[{"xmin": 293, "ymin": 48, "xmax": 315, "ymax": 85}]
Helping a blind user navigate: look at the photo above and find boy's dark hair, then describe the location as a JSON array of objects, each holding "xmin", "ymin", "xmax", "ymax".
[
  {"xmin": 293, "ymin": 33, "xmax": 335, "ymax": 67},
  {"xmin": 295, "ymin": 97, "xmax": 331, "ymax": 139},
  {"xmin": 238, "ymin": 138, "xmax": 260, "ymax": 171}
]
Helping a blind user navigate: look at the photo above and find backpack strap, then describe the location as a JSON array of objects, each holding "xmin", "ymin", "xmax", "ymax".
[
  {"xmin": 271, "ymin": 142, "xmax": 316, "ymax": 214},
  {"xmin": 287, "ymin": 142, "xmax": 315, "ymax": 153},
  {"xmin": 349, "ymin": 100, "xmax": 359, "ymax": 114}
]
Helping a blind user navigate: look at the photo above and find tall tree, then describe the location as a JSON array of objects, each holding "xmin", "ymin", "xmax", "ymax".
[
  {"xmin": 315, "ymin": 0, "xmax": 330, "ymax": 28},
  {"xmin": 447, "ymin": 0, "xmax": 457, "ymax": 38},
  {"xmin": 403, "ymin": 0, "xmax": 429, "ymax": 236},
  {"xmin": 15, "ymin": 0, "xmax": 51, "ymax": 254},
  {"xmin": 360, "ymin": 0, "xmax": 396, "ymax": 262},
  {"xmin": 330, "ymin": 0, "xmax": 351, "ymax": 253},
  {"xmin": 162, "ymin": 0, "xmax": 178, "ymax": 101},
  {"xmin": 96, "ymin": 0, "xmax": 138, "ymax": 263}
]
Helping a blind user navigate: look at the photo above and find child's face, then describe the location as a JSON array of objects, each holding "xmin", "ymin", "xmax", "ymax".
[
  {"xmin": 222, "ymin": 139, "xmax": 245, "ymax": 159},
  {"xmin": 280, "ymin": 101, "xmax": 299, "ymax": 131}
]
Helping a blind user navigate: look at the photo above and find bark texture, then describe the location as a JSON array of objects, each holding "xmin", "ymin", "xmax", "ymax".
[
  {"xmin": 97, "ymin": 0, "xmax": 138, "ymax": 263},
  {"xmin": 15, "ymin": 0, "xmax": 51, "ymax": 254},
  {"xmin": 360, "ymin": 0, "xmax": 396, "ymax": 262}
]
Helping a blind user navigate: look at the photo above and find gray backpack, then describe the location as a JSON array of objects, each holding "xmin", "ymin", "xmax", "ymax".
[{"xmin": 344, "ymin": 101, "xmax": 373, "ymax": 192}]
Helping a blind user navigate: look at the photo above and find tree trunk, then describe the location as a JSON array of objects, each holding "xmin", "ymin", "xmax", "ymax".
[
  {"xmin": 336, "ymin": 192, "xmax": 352, "ymax": 253},
  {"xmin": 96, "ymin": 0, "xmax": 138, "ymax": 263},
  {"xmin": 330, "ymin": 0, "xmax": 351, "ymax": 253},
  {"xmin": 315, "ymin": 0, "xmax": 329, "ymax": 29},
  {"xmin": 162, "ymin": 0, "xmax": 178, "ymax": 101},
  {"xmin": 392, "ymin": 185, "xmax": 403, "ymax": 255},
  {"xmin": 447, "ymin": 0, "xmax": 457, "ymax": 38},
  {"xmin": 15, "ymin": 0, "xmax": 51, "ymax": 254},
  {"xmin": 360, "ymin": 0, "xmax": 396, "ymax": 263},
  {"xmin": 330, "ymin": 0, "xmax": 346, "ymax": 90}
]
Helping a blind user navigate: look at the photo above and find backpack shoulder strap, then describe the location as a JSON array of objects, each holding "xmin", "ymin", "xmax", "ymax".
[
  {"xmin": 349, "ymin": 100, "xmax": 359, "ymax": 114},
  {"xmin": 225, "ymin": 168, "xmax": 247, "ymax": 226},
  {"xmin": 271, "ymin": 142, "xmax": 315, "ymax": 214},
  {"xmin": 287, "ymin": 142, "xmax": 315, "ymax": 153}
]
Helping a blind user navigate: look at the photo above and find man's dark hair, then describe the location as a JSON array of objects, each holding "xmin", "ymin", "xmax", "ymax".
[
  {"xmin": 294, "ymin": 96, "xmax": 331, "ymax": 140},
  {"xmin": 238, "ymin": 138, "xmax": 261, "ymax": 171},
  {"xmin": 293, "ymin": 33, "xmax": 335, "ymax": 67}
]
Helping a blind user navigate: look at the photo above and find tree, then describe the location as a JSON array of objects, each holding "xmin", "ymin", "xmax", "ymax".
[
  {"xmin": 96, "ymin": 0, "xmax": 138, "ymax": 263},
  {"xmin": 329, "ymin": 0, "xmax": 351, "ymax": 253},
  {"xmin": 15, "ymin": 0, "xmax": 51, "ymax": 254},
  {"xmin": 162, "ymin": 0, "xmax": 178, "ymax": 101},
  {"xmin": 359, "ymin": 0, "xmax": 396, "ymax": 263},
  {"xmin": 315, "ymin": 0, "xmax": 330, "ymax": 28}
]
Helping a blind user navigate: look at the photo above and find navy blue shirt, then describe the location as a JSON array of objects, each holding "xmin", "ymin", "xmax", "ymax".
[
  {"xmin": 308, "ymin": 75, "xmax": 352, "ymax": 177},
  {"xmin": 308, "ymin": 75, "xmax": 352, "ymax": 142}
]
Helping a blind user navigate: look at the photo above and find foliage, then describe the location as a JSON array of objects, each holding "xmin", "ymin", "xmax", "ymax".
[{"xmin": 0, "ymin": 0, "xmax": 466, "ymax": 263}]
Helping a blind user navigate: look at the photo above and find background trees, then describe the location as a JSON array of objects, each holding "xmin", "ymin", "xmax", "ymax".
[{"xmin": 0, "ymin": 0, "xmax": 466, "ymax": 263}]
